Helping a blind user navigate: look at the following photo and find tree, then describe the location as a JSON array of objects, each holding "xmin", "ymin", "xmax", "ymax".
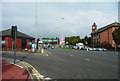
[
  {"xmin": 65, "ymin": 36, "xmax": 81, "ymax": 45},
  {"xmin": 79, "ymin": 36, "xmax": 91, "ymax": 46},
  {"xmin": 50, "ymin": 38, "xmax": 55, "ymax": 40},
  {"xmin": 42, "ymin": 38, "xmax": 49, "ymax": 40},
  {"xmin": 112, "ymin": 28, "xmax": 120, "ymax": 45},
  {"xmin": 71, "ymin": 39, "xmax": 80, "ymax": 45}
]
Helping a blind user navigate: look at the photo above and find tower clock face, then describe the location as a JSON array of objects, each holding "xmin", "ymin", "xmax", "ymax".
[{"xmin": 93, "ymin": 26, "xmax": 95, "ymax": 29}]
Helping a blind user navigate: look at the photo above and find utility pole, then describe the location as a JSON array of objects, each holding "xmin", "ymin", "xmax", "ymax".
[
  {"xmin": 61, "ymin": 18, "xmax": 64, "ymax": 48},
  {"xmin": 11, "ymin": 25, "xmax": 17, "ymax": 64}
]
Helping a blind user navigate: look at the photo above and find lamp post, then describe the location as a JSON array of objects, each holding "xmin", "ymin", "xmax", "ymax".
[
  {"xmin": 35, "ymin": 0, "xmax": 38, "ymax": 52},
  {"xmin": 61, "ymin": 18, "xmax": 64, "ymax": 48},
  {"xmin": 61, "ymin": 18, "xmax": 64, "ymax": 37}
]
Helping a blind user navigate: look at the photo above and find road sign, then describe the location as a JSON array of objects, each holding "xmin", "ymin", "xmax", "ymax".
[
  {"xmin": 0, "ymin": 40, "xmax": 8, "ymax": 44},
  {"xmin": 42, "ymin": 40, "xmax": 58, "ymax": 42}
]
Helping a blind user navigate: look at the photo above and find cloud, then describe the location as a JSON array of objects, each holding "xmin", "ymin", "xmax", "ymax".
[
  {"xmin": 1, "ymin": 0, "xmax": 120, "ymax": 2},
  {"xmin": 2, "ymin": 2, "xmax": 118, "ymax": 38}
]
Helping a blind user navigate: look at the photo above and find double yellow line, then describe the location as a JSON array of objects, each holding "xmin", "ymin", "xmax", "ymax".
[{"xmin": 16, "ymin": 60, "xmax": 44, "ymax": 81}]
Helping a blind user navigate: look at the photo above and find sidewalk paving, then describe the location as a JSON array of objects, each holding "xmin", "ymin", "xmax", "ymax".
[{"xmin": 1, "ymin": 60, "xmax": 32, "ymax": 81}]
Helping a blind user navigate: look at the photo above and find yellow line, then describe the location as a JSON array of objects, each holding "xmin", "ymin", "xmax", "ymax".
[
  {"xmin": 16, "ymin": 59, "xmax": 44, "ymax": 81},
  {"xmin": 23, "ymin": 62, "xmax": 44, "ymax": 81},
  {"xmin": 23, "ymin": 62, "xmax": 41, "ymax": 81}
]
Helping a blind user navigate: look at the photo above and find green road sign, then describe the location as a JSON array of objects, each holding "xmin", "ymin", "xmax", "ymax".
[{"xmin": 42, "ymin": 40, "xmax": 58, "ymax": 42}]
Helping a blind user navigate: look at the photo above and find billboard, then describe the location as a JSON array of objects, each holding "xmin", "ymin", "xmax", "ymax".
[{"xmin": 60, "ymin": 37, "xmax": 65, "ymax": 45}]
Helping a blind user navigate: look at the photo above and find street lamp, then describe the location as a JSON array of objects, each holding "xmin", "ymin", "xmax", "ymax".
[
  {"xmin": 61, "ymin": 18, "xmax": 64, "ymax": 48},
  {"xmin": 61, "ymin": 18, "xmax": 64, "ymax": 37}
]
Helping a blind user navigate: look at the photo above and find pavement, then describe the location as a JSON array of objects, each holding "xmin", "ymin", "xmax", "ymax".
[{"xmin": 1, "ymin": 60, "xmax": 31, "ymax": 81}]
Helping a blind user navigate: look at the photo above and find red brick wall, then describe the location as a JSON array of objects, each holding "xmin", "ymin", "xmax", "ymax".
[
  {"xmin": 5, "ymin": 37, "xmax": 13, "ymax": 50},
  {"xmin": 100, "ymin": 27, "xmax": 119, "ymax": 47},
  {"xmin": 4, "ymin": 37, "xmax": 22, "ymax": 50}
]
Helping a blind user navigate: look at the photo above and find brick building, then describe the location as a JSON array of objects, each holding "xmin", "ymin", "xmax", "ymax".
[
  {"xmin": 0, "ymin": 27, "xmax": 35, "ymax": 50},
  {"xmin": 91, "ymin": 22, "xmax": 120, "ymax": 47}
]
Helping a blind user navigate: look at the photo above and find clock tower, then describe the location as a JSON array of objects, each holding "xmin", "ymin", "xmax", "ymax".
[{"xmin": 92, "ymin": 22, "xmax": 97, "ymax": 32}]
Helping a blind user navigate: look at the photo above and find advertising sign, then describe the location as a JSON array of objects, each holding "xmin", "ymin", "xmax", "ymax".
[{"xmin": 60, "ymin": 37, "xmax": 65, "ymax": 45}]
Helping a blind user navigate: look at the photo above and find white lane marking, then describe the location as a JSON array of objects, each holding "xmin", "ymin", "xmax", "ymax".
[
  {"xmin": 46, "ymin": 50, "xmax": 52, "ymax": 55},
  {"xmin": 38, "ymin": 75, "xmax": 44, "ymax": 78},
  {"xmin": 84, "ymin": 59, "xmax": 90, "ymax": 61},
  {"xmin": 32, "ymin": 73, "xmax": 37, "ymax": 75},
  {"xmin": 44, "ymin": 77, "xmax": 51, "ymax": 80}
]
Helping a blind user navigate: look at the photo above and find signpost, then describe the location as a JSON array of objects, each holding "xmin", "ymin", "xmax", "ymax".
[{"xmin": 11, "ymin": 25, "xmax": 17, "ymax": 64}]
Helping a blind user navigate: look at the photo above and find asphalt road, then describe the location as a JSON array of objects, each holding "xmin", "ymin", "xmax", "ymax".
[{"xmin": 2, "ymin": 48, "xmax": 119, "ymax": 80}]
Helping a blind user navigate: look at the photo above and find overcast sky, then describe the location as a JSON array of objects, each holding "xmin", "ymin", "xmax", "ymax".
[{"xmin": 2, "ymin": 1, "xmax": 118, "ymax": 38}]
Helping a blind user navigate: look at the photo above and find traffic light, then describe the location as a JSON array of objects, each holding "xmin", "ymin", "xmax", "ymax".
[{"xmin": 11, "ymin": 25, "xmax": 17, "ymax": 38}]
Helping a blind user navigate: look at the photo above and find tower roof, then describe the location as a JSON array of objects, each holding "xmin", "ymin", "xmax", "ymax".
[{"xmin": 92, "ymin": 22, "xmax": 97, "ymax": 27}]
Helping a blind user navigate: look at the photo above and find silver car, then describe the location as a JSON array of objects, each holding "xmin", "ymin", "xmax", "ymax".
[{"xmin": 92, "ymin": 48, "xmax": 97, "ymax": 51}]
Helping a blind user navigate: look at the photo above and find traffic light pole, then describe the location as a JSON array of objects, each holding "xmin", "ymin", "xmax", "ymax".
[
  {"xmin": 13, "ymin": 33, "xmax": 16, "ymax": 64},
  {"xmin": 11, "ymin": 25, "xmax": 17, "ymax": 64}
]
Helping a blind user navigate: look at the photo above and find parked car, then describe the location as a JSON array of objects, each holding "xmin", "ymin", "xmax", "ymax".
[
  {"xmin": 87, "ymin": 47, "xmax": 93, "ymax": 51},
  {"xmin": 96, "ymin": 48, "xmax": 105, "ymax": 51},
  {"xmin": 101, "ymin": 48, "xmax": 107, "ymax": 51},
  {"xmin": 81, "ymin": 47, "xmax": 93, "ymax": 51},
  {"xmin": 75, "ymin": 43, "xmax": 85, "ymax": 49},
  {"xmin": 92, "ymin": 48, "xmax": 97, "ymax": 51}
]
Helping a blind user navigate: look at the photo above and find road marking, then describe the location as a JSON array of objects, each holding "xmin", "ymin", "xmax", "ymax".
[
  {"xmin": 84, "ymin": 59, "xmax": 90, "ymax": 61},
  {"xmin": 38, "ymin": 75, "xmax": 44, "ymax": 78},
  {"xmin": 23, "ymin": 61, "xmax": 44, "ymax": 81},
  {"xmin": 33, "ymin": 73, "xmax": 37, "ymax": 75},
  {"xmin": 46, "ymin": 50, "xmax": 52, "ymax": 55},
  {"xmin": 15, "ymin": 59, "xmax": 45, "ymax": 81},
  {"xmin": 44, "ymin": 77, "xmax": 51, "ymax": 80}
]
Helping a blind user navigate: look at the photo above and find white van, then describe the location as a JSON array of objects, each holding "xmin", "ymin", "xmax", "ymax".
[{"xmin": 75, "ymin": 43, "xmax": 84, "ymax": 49}]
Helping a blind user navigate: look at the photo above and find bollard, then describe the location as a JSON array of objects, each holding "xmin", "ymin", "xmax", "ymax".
[
  {"xmin": 87, "ymin": 48, "xmax": 89, "ymax": 51},
  {"xmin": 41, "ymin": 49, "xmax": 44, "ymax": 53}
]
